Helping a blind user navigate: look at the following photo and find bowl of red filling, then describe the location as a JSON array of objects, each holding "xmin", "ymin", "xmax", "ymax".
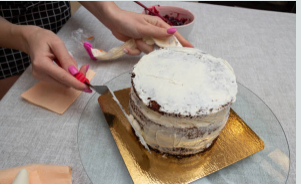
[{"xmin": 142, "ymin": 5, "xmax": 195, "ymax": 39}]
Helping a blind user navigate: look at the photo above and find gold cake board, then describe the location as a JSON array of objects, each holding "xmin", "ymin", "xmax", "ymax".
[{"xmin": 98, "ymin": 88, "xmax": 264, "ymax": 184}]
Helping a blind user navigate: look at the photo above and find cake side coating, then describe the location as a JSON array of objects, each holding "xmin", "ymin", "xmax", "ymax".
[{"xmin": 129, "ymin": 88, "xmax": 230, "ymax": 156}]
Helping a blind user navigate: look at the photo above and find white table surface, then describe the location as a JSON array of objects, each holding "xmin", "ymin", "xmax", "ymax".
[{"xmin": 0, "ymin": 2, "xmax": 295, "ymax": 184}]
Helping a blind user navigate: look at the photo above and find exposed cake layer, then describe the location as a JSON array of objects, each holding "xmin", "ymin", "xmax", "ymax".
[
  {"xmin": 129, "ymin": 89, "xmax": 230, "ymax": 155},
  {"xmin": 132, "ymin": 47, "xmax": 237, "ymax": 116}
]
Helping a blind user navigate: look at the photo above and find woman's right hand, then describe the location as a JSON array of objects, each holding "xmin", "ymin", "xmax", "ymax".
[
  {"xmin": 23, "ymin": 26, "xmax": 91, "ymax": 92},
  {"xmin": 80, "ymin": 2, "xmax": 193, "ymax": 55}
]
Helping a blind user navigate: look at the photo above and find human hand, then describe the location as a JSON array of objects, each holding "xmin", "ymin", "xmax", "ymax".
[
  {"xmin": 109, "ymin": 10, "xmax": 194, "ymax": 55},
  {"xmin": 80, "ymin": 2, "xmax": 193, "ymax": 55},
  {"xmin": 23, "ymin": 26, "xmax": 91, "ymax": 92}
]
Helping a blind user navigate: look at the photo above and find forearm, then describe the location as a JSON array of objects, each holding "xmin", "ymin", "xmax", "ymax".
[
  {"xmin": 0, "ymin": 16, "xmax": 39, "ymax": 54},
  {"xmin": 79, "ymin": 1, "xmax": 121, "ymax": 30}
]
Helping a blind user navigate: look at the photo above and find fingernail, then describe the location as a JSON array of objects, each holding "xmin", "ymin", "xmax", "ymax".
[
  {"xmin": 83, "ymin": 89, "xmax": 92, "ymax": 93},
  {"xmin": 68, "ymin": 65, "xmax": 79, "ymax": 76},
  {"xmin": 86, "ymin": 64, "xmax": 89, "ymax": 72},
  {"xmin": 123, "ymin": 48, "xmax": 128, "ymax": 54},
  {"xmin": 84, "ymin": 42, "xmax": 97, "ymax": 60},
  {"xmin": 167, "ymin": 28, "xmax": 177, "ymax": 34}
]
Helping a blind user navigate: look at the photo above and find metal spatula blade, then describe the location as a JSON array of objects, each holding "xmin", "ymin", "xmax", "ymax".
[{"xmin": 86, "ymin": 82, "xmax": 150, "ymax": 152}]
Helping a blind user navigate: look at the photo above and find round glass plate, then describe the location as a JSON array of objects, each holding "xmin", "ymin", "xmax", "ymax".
[{"xmin": 78, "ymin": 71, "xmax": 290, "ymax": 184}]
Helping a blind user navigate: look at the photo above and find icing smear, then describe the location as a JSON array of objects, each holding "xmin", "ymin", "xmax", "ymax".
[
  {"xmin": 129, "ymin": 91, "xmax": 230, "ymax": 154},
  {"xmin": 130, "ymin": 88, "xmax": 229, "ymax": 128},
  {"xmin": 132, "ymin": 47, "xmax": 237, "ymax": 116}
]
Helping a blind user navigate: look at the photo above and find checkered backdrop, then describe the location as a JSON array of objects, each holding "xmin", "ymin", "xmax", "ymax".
[{"xmin": 0, "ymin": 1, "xmax": 71, "ymax": 79}]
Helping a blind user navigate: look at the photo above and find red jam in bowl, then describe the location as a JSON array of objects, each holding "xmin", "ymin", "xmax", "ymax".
[
  {"xmin": 163, "ymin": 15, "xmax": 188, "ymax": 26},
  {"xmin": 147, "ymin": 5, "xmax": 191, "ymax": 26}
]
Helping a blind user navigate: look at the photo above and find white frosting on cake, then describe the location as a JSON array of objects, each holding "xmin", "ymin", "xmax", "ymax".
[
  {"xmin": 130, "ymin": 105, "xmax": 228, "ymax": 153},
  {"xmin": 132, "ymin": 47, "xmax": 237, "ymax": 116},
  {"xmin": 129, "ymin": 89, "xmax": 230, "ymax": 154},
  {"xmin": 130, "ymin": 88, "xmax": 229, "ymax": 128}
]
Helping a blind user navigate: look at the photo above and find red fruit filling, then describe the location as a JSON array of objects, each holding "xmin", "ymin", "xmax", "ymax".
[{"xmin": 147, "ymin": 6, "xmax": 190, "ymax": 26}]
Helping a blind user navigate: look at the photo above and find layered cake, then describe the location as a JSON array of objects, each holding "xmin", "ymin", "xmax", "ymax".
[{"xmin": 129, "ymin": 47, "xmax": 237, "ymax": 156}]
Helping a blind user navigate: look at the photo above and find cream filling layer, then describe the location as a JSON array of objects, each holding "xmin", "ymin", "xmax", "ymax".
[
  {"xmin": 129, "ymin": 101, "xmax": 229, "ymax": 151},
  {"xmin": 130, "ymin": 88, "xmax": 230, "ymax": 128}
]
